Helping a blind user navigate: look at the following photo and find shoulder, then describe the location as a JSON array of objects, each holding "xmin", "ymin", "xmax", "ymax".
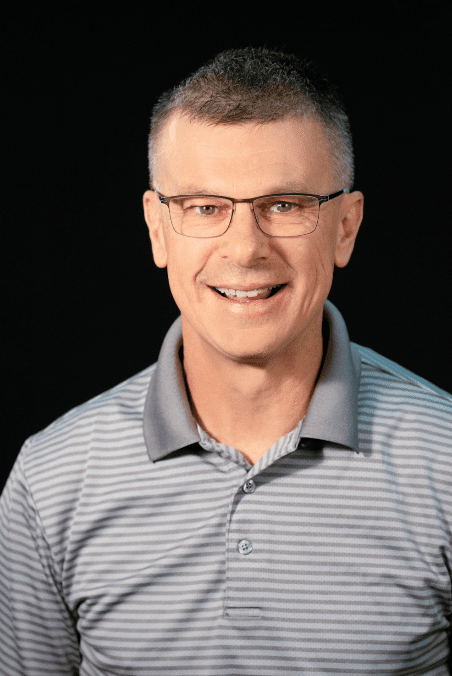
[
  {"xmin": 352, "ymin": 342, "xmax": 452, "ymax": 454},
  {"xmin": 353, "ymin": 342, "xmax": 452, "ymax": 404},
  {"xmin": 2, "ymin": 364, "xmax": 157, "ymax": 576},
  {"xmin": 18, "ymin": 362, "xmax": 157, "ymax": 492}
]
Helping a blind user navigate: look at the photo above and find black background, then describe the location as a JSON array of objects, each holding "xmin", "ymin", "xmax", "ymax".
[{"xmin": 2, "ymin": 2, "xmax": 451, "ymax": 491}]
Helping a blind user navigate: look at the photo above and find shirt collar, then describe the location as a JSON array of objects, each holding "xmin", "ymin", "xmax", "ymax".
[{"xmin": 143, "ymin": 299, "xmax": 361, "ymax": 462}]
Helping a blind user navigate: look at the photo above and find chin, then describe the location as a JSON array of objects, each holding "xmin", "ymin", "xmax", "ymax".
[{"xmin": 213, "ymin": 332, "xmax": 286, "ymax": 364}]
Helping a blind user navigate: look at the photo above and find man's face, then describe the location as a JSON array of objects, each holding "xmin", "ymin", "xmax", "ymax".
[{"xmin": 143, "ymin": 114, "xmax": 363, "ymax": 364}]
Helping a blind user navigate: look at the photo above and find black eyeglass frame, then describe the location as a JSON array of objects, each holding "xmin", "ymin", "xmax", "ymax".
[{"xmin": 153, "ymin": 188, "xmax": 349, "ymax": 238}]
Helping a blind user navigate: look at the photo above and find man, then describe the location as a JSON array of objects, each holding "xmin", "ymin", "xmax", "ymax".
[{"xmin": 1, "ymin": 46, "xmax": 451, "ymax": 675}]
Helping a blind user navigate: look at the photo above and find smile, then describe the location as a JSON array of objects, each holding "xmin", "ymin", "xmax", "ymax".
[
  {"xmin": 214, "ymin": 284, "xmax": 285, "ymax": 300},
  {"xmin": 210, "ymin": 283, "xmax": 287, "ymax": 304}
]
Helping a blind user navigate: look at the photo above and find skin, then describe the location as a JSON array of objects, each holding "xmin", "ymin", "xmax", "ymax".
[{"xmin": 143, "ymin": 113, "xmax": 364, "ymax": 465}]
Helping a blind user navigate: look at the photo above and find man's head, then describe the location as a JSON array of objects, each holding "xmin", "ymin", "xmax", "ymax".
[{"xmin": 143, "ymin": 46, "xmax": 363, "ymax": 366}]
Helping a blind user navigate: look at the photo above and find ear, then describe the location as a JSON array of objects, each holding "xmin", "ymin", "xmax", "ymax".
[
  {"xmin": 334, "ymin": 191, "xmax": 364, "ymax": 268},
  {"xmin": 143, "ymin": 190, "xmax": 168, "ymax": 268}
]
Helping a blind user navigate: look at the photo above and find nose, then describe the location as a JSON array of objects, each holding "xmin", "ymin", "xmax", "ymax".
[{"xmin": 218, "ymin": 202, "xmax": 270, "ymax": 263}]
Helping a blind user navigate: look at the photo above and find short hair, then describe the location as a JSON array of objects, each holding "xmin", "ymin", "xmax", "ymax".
[{"xmin": 147, "ymin": 45, "xmax": 354, "ymax": 192}]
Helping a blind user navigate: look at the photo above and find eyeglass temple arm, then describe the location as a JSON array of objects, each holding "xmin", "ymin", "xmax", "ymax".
[{"xmin": 318, "ymin": 188, "xmax": 349, "ymax": 205}]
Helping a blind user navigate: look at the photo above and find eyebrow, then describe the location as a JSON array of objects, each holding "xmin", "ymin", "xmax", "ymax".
[{"xmin": 174, "ymin": 183, "xmax": 310, "ymax": 196}]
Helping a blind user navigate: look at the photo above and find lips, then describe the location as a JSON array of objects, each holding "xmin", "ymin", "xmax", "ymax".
[
  {"xmin": 211, "ymin": 283, "xmax": 286, "ymax": 292},
  {"xmin": 211, "ymin": 284, "xmax": 286, "ymax": 301}
]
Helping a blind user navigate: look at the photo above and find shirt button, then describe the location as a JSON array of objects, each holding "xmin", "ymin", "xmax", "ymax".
[
  {"xmin": 242, "ymin": 480, "xmax": 255, "ymax": 493},
  {"xmin": 237, "ymin": 539, "xmax": 253, "ymax": 555}
]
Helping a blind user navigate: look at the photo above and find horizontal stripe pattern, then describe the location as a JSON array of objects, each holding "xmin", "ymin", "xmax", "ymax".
[{"xmin": 1, "ymin": 299, "xmax": 452, "ymax": 675}]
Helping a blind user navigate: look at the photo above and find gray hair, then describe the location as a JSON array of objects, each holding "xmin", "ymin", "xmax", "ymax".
[{"xmin": 147, "ymin": 45, "xmax": 354, "ymax": 192}]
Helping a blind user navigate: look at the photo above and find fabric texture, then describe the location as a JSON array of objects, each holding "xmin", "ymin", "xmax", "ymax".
[{"xmin": 1, "ymin": 299, "xmax": 451, "ymax": 675}]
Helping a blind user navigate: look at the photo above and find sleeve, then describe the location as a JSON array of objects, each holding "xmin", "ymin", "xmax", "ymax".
[{"xmin": 0, "ymin": 448, "xmax": 81, "ymax": 675}]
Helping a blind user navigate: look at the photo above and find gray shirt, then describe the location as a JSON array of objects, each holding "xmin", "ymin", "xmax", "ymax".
[{"xmin": 1, "ymin": 299, "xmax": 452, "ymax": 675}]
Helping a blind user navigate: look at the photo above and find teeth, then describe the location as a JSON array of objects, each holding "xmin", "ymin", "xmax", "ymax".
[{"xmin": 215, "ymin": 285, "xmax": 278, "ymax": 298}]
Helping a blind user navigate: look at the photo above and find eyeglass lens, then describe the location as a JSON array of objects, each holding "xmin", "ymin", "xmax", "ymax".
[{"xmin": 168, "ymin": 195, "xmax": 320, "ymax": 237}]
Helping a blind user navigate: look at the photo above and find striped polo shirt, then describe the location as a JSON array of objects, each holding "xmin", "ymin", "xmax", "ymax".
[{"xmin": 1, "ymin": 299, "xmax": 452, "ymax": 675}]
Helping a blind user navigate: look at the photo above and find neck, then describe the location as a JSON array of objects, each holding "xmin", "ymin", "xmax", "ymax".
[{"xmin": 181, "ymin": 317, "xmax": 326, "ymax": 463}]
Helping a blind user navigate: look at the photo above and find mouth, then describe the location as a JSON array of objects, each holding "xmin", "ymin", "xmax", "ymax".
[{"xmin": 210, "ymin": 283, "xmax": 287, "ymax": 302}]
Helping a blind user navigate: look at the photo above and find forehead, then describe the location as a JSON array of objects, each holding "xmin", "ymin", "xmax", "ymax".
[{"xmin": 154, "ymin": 113, "xmax": 333, "ymax": 195}]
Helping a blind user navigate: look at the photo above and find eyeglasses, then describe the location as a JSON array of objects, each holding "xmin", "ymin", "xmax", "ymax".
[{"xmin": 154, "ymin": 188, "xmax": 348, "ymax": 238}]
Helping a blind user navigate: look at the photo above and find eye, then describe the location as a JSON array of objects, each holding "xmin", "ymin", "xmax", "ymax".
[
  {"xmin": 194, "ymin": 205, "xmax": 218, "ymax": 216},
  {"xmin": 270, "ymin": 201, "xmax": 295, "ymax": 213}
]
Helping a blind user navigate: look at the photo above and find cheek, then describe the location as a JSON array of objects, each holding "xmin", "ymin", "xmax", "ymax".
[
  {"xmin": 297, "ymin": 237, "xmax": 335, "ymax": 282},
  {"xmin": 165, "ymin": 241, "xmax": 207, "ymax": 303},
  {"xmin": 317, "ymin": 241, "xmax": 336, "ymax": 282},
  {"xmin": 164, "ymin": 241, "xmax": 187, "ymax": 310},
  {"xmin": 314, "ymin": 226, "xmax": 337, "ymax": 276},
  {"xmin": 293, "ymin": 238, "xmax": 336, "ymax": 307}
]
